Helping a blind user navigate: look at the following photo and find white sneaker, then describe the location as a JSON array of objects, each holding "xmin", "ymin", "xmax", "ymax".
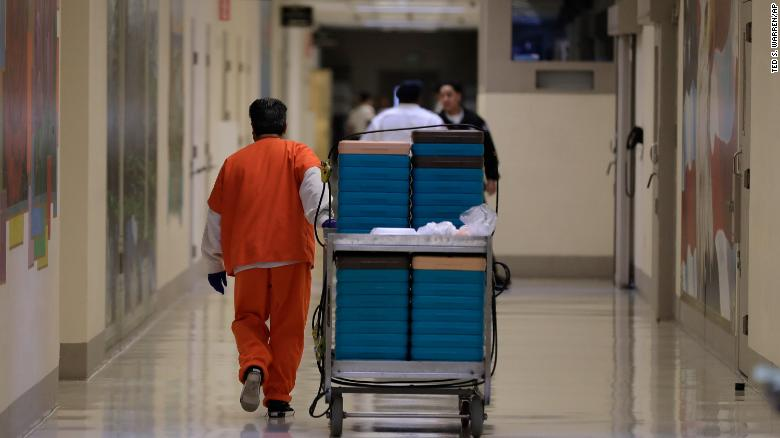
[{"xmin": 240, "ymin": 369, "xmax": 264, "ymax": 412}]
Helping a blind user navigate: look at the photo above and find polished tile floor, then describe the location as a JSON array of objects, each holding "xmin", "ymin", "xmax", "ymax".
[{"xmin": 31, "ymin": 276, "xmax": 780, "ymax": 437}]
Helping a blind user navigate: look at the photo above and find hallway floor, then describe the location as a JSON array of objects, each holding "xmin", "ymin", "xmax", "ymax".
[{"xmin": 31, "ymin": 277, "xmax": 780, "ymax": 437}]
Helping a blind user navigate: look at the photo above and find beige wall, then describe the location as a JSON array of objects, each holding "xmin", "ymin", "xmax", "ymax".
[
  {"xmin": 478, "ymin": 0, "xmax": 615, "ymax": 267},
  {"xmin": 3, "ymin": 0, "xmax": 265, "ymax": 431},
  {"xmin": 56, "ymin": 0, "xmax": 263, "ymax": 372},
  {"xmin": 155, "ymin": 0, "xmax": 191, "ymax": 287},
  {"xmin": 478, "ymin": 92, "xmax": 615, "ymax": 258},
  {"xmin": 675, "ymin": 0, "xmax": 684, "ymax": 298},
  {"xmin": 747, "ymin": 0, "xmax": 780, "ymax": 365},
  {"xmin": 0, "ymin": 221, "xmax": 61, "ymax": 414},
  {"xmin": 157, "ymin": 0, "xmax": 262, "ymax": 286},
  {"xmin": 59, "ymin": 0, "xmax": 107, "ymax": 348}
]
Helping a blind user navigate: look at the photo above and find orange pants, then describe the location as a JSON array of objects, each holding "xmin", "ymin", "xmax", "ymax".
[{"xmin": 232, "ymin": 263, "xmax": 311, "ymax": 405}]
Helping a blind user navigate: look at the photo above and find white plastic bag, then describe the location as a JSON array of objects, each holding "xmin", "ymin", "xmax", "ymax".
[
  {"xmin": 370, "ymin": 227, "xmax": 417, "ymax": 235},
  {"xmin": 416, "ymin": 221, "xmax": 458, "ymax": 236},
  {"xmin": 458, "ymin": 204, "xmax": 497, "ymax": 236}
]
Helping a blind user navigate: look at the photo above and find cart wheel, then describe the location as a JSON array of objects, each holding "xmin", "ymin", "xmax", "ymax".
[
  {"xmin": 330, "ymin": 394, "xmax": 344, "ymax": 437},
  {"xmin": 469, "ymin": 395, "xmax": 484, "ymax": 437},
  {"xmin": 459, "ymin": 398, "xmax": 471, "ymax": 428}
]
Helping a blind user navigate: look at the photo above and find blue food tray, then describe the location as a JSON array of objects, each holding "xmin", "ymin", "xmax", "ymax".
[
  {"xmin": 339, "ymin": 192, "xmax": 410, "ymax": 206},
  {"xmin": 339, "ymin": 179, "xmax": 409, "ymax": 193},
  {"xmin": 338, "ymin": 269, "xmax": 409, "ymax": 283},
  {"xmin": 412, "ymin": 295, "xmax": 483, "ymax": 310},
  {"xmin": 337, "ymin": 333, "xmax": 407, "ymax": 347},
  {"xmin": 337, "ymin": 282, "xmax": 409, "ymax": 295},
  {"xmin": 412, "ymin": 193, "xmax": 484, "ymax": 206},
  {"xmin": 410, "ymin": 347, "xmax": 482, "ymax": 362},
  {"xmin": 412, "ymin": 308, "xmax": 483, "ymax": 323},
  {"xmin": 339, "ymin": 167, "xmax": 410, "ymax": 181},
  {"xmin": 339, "ymin": 204, "xmax": 409, "ymax": 218},
  {"xmin": 412, "ymin": 334, "xmax": 483, "ymax": 348},
  {"xmin": 337, "ymin": 320, "xmax": 408, "ymax": 334},
  {"xmin": 412, "ymin": 282, "xmax": 484, "ymax": 296},
  {"xmin": 412, "ymin": 180, "xmax": 483, "ymax": 194},
  {"xmin": 337, "ymin": 307, "xmax": 408, "ymax": 321},
  {"xmin": 338, "ymin": 217, "xmax": 409, "ymax": 231},
  {"xmin": 339, "ymin": 154, "xmax": 410, "ymax": 168},
  {"xmin": 412, "ymin": 168, "xmax": 484, "ymax": 182},
  {"xmin": 412, "ymin": 321, "xmax": 483, "ymax": 335},
  {"xmin": 412, "ymin": 205, "xmax": 473, "ymax": 217},
  {"xmin": 412, "ymin": 143, "xmax": 484, "ymax": 157},
  {"xmin": 335, "ymin": 346, "xmax": 406, "ymax": 361},
  {"xmin": 337, "ymin": 294, "xmax": 408, "ymax": 308},
  {"xmin": 413, "ymin": 218, "xmax": 464, "ymax": 228},
  {"xmin": 414, "ymin": 270, "xmax": 485, "ymax": 284}
]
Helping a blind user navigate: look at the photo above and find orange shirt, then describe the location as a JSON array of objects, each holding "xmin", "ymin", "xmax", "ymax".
[{"xmin": 208, "ymin": 137, "xmax": 321, "ymax": 275}]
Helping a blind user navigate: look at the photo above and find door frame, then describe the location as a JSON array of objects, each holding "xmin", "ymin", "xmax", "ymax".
[
  {"xmin": 189, "ymin": 17, "xmax": 209, "ymax": 262},
  {"xmin": 736, "ymin": 0, "xmax": 763, "ymax": 378},
  {"xmin": 614, "ymin": 33, "xmax": 637, "ymax": 289}
]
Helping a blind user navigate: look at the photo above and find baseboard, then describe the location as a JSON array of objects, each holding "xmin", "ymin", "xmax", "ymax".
[
  {"xmin": 497, "ymin": 255, "xmax": 613, "ymax": 279},
  {"xmin": 59, "ymin": 329, "xmax": 106, "ymax": 380},
  {"xmin": 0, "ymin": 367, "xmax": 58, "ymax": 438}
]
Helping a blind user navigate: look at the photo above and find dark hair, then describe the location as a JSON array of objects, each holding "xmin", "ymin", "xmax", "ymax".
[
  {"xmin": 439, "ymin": 81, "xmax": 463, "ymax": 95},
  {"xmin": 249, "ymin": 98, "xmax": 287, "ymax": 136},
  {"xmin": 358, "ymin": 91, "xmax": 371, "ymax": 102},
  {"xmin": 396, "ymin": 80, "xmax": 423, "ymax": 103}
]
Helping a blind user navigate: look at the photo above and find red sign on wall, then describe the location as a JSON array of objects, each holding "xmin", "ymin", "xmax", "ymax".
[{"xmin": 219, "ymin": 0, "xmax": 231, "ymax": 21}]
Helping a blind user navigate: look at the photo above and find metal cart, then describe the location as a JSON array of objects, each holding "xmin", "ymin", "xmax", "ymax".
[{"xmin": 321, "ymin": 233, "xmax": 494, "ymax": 437}]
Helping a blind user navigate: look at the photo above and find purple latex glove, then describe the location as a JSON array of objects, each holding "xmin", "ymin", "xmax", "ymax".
[{"xmin": 322, "ymin": 218, "xmax": 337, "ymax": 229}]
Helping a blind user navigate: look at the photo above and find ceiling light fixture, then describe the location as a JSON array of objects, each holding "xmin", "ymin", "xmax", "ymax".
[{"xmin": 354, "ymin": 4, "xmax": 466, "ymax": 14}]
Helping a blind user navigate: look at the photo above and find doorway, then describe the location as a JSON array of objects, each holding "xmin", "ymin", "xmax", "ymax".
[
  {"xmin": 613, "ymin": 34, "xmax": 636, "ymax": 290},
  {"xmin": 105, "ymin": 0, "xmax": 159, "ymax": 347},
  {"xmin": 190, "ymin": 20, "xmax": 210, "ymax": 262},
  {"xmin": 737, "ymin": 0, "xmax": 757, "ymax": 377}
]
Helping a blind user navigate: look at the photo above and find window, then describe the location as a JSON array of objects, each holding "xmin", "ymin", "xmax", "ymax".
[{"xmin": 511, "ymin": 0, "xmax": 614, "ymax": 62}]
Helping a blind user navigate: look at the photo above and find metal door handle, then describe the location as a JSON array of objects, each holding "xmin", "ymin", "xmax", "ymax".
[
  {"xmin": 733, "ymin": 150, "xmax": 744, "ymax": 176},
  {"xmin": 649, "ymin": 143, "xmax": 659, "ymax": 164},
  {"xmin": 646, "ymin": 172, "xmax": 657, "ymax": 189}
]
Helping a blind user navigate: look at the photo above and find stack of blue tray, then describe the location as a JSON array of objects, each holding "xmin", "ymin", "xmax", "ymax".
[
  {"xmin": 411, "ymin": 131, "xmax": 485, "ymax": 228},
  {"xmin": 334, "ymin": 254, "xmax": 410, "ymax": 360},
  {"xmin": 337, "ymin": 141, "xmax": 411, "ymax": 233},
  {"xmin": 411, "ymin": 256, "xmax": 485, "ymax": 362}
]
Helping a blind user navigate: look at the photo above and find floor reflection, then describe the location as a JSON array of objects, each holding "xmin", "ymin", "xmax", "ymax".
[{"xmin": 30, "ymin": 278, "xmax": 780, "ymax": 437}]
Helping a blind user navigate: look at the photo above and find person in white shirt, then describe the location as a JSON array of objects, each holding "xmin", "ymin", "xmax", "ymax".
[
  {"xmin": 361, "ymin": 80, "xmax": 445, "ymax": 142},
  {"xmin": 344, "ymin": 91, "xmax": 376, "ymax": 135}
]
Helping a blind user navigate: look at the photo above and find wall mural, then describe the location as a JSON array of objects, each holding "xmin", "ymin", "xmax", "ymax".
[
  {"xmin": 681, "ymin": 0, "xmax": 739, "ymax": 323},
  {"xmin": 0, "ymin": 0, "xmax": 59, "ymax": 282},
  {"xmin": 168, "ymin": 0, "xmax": 184, "ymax": 218},
  {"xmin": 106, "ymin": 0, "xmax": 158, "ymax": 331}
]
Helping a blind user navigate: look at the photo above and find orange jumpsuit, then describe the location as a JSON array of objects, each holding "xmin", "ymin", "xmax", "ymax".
[{"xmin": 204, "ymin": 136, "xmax": 325, "ymax": 405}]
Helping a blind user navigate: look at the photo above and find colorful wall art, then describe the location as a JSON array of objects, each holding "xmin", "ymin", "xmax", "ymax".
[
  {"xmin": 681, "ymin": 0, "xmax": 740, "ymax": 324},
  {"xmin": 0, "ymin": 0, "xmax": 59, "ymax": 282}
]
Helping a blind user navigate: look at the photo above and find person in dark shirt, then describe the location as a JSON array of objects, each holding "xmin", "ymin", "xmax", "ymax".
[{"xmin": 437, "ymin": 81, "xmax": 500, "ymax": 195}]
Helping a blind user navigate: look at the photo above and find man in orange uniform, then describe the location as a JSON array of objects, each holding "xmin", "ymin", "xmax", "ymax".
[{"xmin": 201, "ymin": 98, "xmax": 332, "ymax": 418}]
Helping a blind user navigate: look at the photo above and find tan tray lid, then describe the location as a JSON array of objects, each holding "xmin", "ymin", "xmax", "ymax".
[
  {"xmin": 338, "ymin": 141, "xmax": 411, "ymax": 155},
  {"xmin": 412, "ymin": 256, "xmax": 486, "ymax": 271}
]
